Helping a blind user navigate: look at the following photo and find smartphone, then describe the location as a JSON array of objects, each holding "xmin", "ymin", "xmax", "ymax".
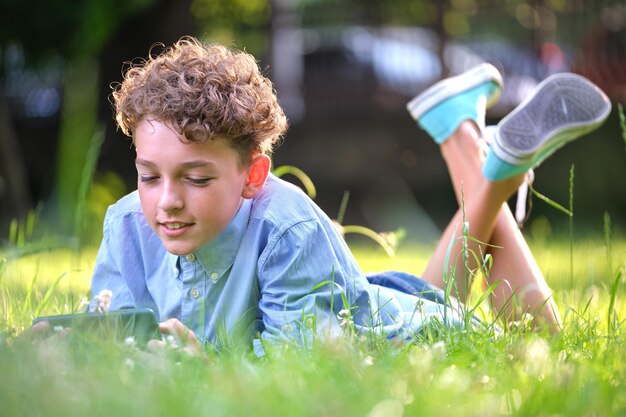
[{"xmin": 32, "ymin": 308, "xmax": 161, "ymax": 345}]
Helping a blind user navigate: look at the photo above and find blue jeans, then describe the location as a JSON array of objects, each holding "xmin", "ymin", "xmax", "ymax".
[
  {"xmin": 367, "ymin": 271, "xmax": 486, "ymax": 329},
  {"xmin": 366, "ymin": 271, "xmax": 448, "ymax": 305}
]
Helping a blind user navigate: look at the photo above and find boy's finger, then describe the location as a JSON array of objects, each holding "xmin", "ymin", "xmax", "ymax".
[
  {"xmin": 20, "ymin": 321, "xmax": 53, "ymax": 343},
  {"xmin": 158, "ymin": 319, "xmax": 205, "ymax": 358},
  {"xmin": 159, "ymin": 318, "xmax": 186, "ymax": 337},
  {"xmin": 159, "ymin": 319, "xmax": 196, "ymax": 344},
  {"xmin": 31, "ymin": 321, "xmax": 51, "ymax": 334},
  {"xmin": 147, "ymin": 339, "xmax": 167, "ymax": 353}
]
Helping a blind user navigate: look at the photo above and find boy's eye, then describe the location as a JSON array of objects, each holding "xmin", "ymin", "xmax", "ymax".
[
  {"xmin": 139, "ymin": 176, "xmax": 159, "ymax": 183},
  {"xmin": 188, "ymin": 177, "xmax": 211, "ymax": 186}
]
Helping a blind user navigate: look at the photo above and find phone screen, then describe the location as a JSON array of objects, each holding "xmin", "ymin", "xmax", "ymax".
[{"xmin": 33, "ymin": 308, "xmax": 161, "ymax": 345}]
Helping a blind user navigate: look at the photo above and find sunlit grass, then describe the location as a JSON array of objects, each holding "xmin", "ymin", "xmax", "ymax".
[
  {"xmin": 0, "ymin": 248, "xmax": 95, "ymax": 331},
  {"xmin": 1, "ymin": 235, "xmax": 625, "ymax": 329},
  {"xmin": 1, "ymin": 234, "xmax": 625, "ymax": 417}
]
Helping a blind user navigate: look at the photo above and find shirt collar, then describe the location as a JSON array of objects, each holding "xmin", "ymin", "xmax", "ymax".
[{"xmin": 166, "ymin": 198, "xmax": 252, "ymax": 277}]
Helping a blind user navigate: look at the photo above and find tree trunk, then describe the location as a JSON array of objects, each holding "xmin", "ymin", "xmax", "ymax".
[
  {"xmin": 0, "ymin": 94, "xmax": 31, "ymax": 224},
  {"xmin": 51, "ymin": 57, "xmax": 99, "ymax": 235}
]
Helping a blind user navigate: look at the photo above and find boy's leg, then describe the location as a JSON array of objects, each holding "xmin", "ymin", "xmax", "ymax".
[
  {"xmin": 409, "ymin": 66, "xmax": 611, "ymax": 330},
  {"xmin": 423, "ymin": 121, "xmax": 560, "ymax": 329}
]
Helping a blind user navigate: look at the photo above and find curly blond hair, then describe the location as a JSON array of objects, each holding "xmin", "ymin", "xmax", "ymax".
[{"xmin": 112, "ymin": 36, "xmax": 288, "ymax": 163}]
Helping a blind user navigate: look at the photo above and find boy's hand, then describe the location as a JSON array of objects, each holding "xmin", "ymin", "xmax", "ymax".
[
  {"xmin": 21, "ymin": 320, "xmax": 71, "ymax": 343},
  {"xmin": 148, "ymin": 318, "xmax": 207, "ymax": 359}
]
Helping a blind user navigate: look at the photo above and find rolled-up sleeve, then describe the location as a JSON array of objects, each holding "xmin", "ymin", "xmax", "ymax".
[{"xmin": 256, "ymin": 219, "xmax": 357, "ymax": 351}]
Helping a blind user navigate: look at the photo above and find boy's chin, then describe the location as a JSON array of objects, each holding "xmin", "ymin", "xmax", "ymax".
[{"xmin": 161, "ymin": 240, "xmax": 199, "ymax": 256}]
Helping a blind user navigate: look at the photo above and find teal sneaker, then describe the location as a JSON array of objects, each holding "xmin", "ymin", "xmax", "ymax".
[
  {"xmin": 406, "ymin": 63, "xmax": 503, "ymax": 143},
  {"xmin": 483, "ymin": 73, "xmax": 612, "ymax": 181}
]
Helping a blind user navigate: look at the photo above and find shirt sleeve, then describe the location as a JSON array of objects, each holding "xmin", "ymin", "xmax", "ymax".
[
  {"xmin": 255, "ymin": 219, "xmax": 363, "ymax": 353},
  {"xmin": 89, "ymin": 210, "xmax": 135, "ymax": 311}
]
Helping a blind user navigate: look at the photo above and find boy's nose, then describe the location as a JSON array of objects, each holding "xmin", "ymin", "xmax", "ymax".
[{"xmin": 158, "ymin": 183, "xmax": 184, "ymax": 211}]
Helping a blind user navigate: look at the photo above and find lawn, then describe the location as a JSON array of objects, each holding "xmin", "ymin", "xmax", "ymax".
[{"xmin": 1, "ymin": 232, "xmax": 625, "ymax": 417}]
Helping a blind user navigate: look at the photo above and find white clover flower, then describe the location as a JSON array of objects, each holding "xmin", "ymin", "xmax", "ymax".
[
  {"xmin": 124, "ymin": 358, "xmax": 135, "ymax": 370},
  {"xmin": 280, "ymin": 323, "xmax": 294, "ymax": 336},
  {"xmin": 390, "ymin": 380, "xmax": 414, "ymax": 405},
  {"xmin": 124, "ymin": 336, "xmax": 136, "ymax": 347},
  {"xmin": 430, "ymin": 340, "xmax": 447, "ymax": 358},
  {"xmin": 366, "ymin": 399, "xmax": 404, "ymax": 417},
  {"xmin": 363, "ymin": 355, "xmax": 374, "ymax": 366},
  {"xmin": 508, "ymin": 312, "xmax": 534, "ymax": 332},
  {"xmin": 337, "ymin": 308, "xmax": 353, "ymax": 331},
  {"xmin": 523, "ymin": 337, "xmax": 550, "ymax": 378},
  {"xmin": 165, "ymin": 334, "xmax": 179, "ymax": 349},
  {"xmin": 89, "ymin": 289, "xmax": 113, "ymax": 313}
]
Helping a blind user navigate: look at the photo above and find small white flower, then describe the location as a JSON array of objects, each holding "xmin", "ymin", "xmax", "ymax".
[
  {"xmin": 363, "ymin": 355, "xmax": 374, "ymax": 366},
  {"xmin": 524, "ymin": 337, "xmax": 550, "ymax": 377},
  {"xmin": 124, "ymin": 336, "xmax": 136, "ymax": 347},
  {"xmin": 337, "ymin": 308, "xmax": 353, "ymax": 331},
  {"xmin": 89, "ymin": 289, "xmax": 113, "ymax": 313},
  {"xmin": 430, "ymin": 341, "xmax": 447, "ymax": 358},
  {"xmin": 367, "ymin": 399, "xmax": 404, "ymax": 417},
  {"xmin": 124, "ymin": 358, "xmax": 135, "ymax": 370},
  {"xmin": 508, "ymin": 312, "xmax": 534, "ymax": 332},
  {"xmin": 165, "ymin": 334, "xmax": 179, "ymax": 349}
]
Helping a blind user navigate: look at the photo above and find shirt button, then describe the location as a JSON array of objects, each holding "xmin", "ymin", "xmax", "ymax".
[
  {"xmin": 172, "ymin": 266, "xmax": 179, "ymax": 277},
  {"xmin": 185, "ymin": 253, "xmax": 196, "ymax": 262},
  {"xmin": 210, "ymin": 272, "xmax": 219, "ymax": 282},
  {"xmin": 189, "ymin": 287, "xmax": 200, "ymax": 299}
]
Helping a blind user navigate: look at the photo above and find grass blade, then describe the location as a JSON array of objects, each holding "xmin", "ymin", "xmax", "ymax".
[
  {"xmin": 272, "ymin": 165, "xmax": 317, "ymax": 199},
  {"xmin": 33, "ymin": 272, "xmax": 67, "ymax": 318},
  {"xmin": 618, "ymin": 103, "xmax": 626, "ymax": 152},
  {"xmin": 529, "ymin": 184, "xmax": 572, "ymax": 217}
]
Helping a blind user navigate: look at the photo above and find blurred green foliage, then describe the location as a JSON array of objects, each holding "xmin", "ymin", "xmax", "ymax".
[
  {"xmin": 0, "ymin": 0, "xmax": 623, "ymax": 241},
  {"xmin": 192, "ymin": 0, "xmax": 271, "ymax": 55},
  {"xmin": 0, "ymin": 0, "xmax": 154, "ymax": 238},
  {"xmin": 0, "ymin": 0, "xmax": 153, "ymax": 64}
]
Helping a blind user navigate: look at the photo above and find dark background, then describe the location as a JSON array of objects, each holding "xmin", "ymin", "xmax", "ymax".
[{"xmin": 1, "ymin": 0, "xmax": 625, "ymax": 245}]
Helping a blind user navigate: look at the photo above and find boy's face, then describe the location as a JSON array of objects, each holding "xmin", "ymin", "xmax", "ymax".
[{"xmin": 134, "ymin": 119, "xmax": 252, "ymax": 255}]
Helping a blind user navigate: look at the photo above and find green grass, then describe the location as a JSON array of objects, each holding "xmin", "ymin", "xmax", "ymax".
[{"xmin": 0, "ymin": 235, "xmax": 625, "ymax": 416}]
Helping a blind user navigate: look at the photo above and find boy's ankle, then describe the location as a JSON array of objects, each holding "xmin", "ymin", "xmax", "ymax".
[{"xmin": 442, "ymin": 121, "xmax": 483, "ymax": 150}]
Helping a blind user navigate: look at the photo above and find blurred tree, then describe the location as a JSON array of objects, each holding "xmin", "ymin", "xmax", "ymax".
[
  {"xmin": 96, "ymin": 0, "xmax": 196, "ymax": 191},
  {"xmin": 0, "ymin": 0, "xmax": 153, "ymax": 65},
  {"xmin": 192, "ymin": 0, "xmax": 272, "ymax": 56},
  {"xmin": 0, "ymin": 0, "xmax": 154, "ymax": 236},
  {"xmin": 575, "ymin": 5, "xmax": 626, "ymax": 103}
]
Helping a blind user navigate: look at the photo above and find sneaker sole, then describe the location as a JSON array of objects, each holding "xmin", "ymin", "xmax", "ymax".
[
  {"xmin": 492, "ymin": 73, "xmax": 612, "ymax": 165},
  {"xmin": 406, "ymin": 63, "xmax": 503, "ymax": 119}
]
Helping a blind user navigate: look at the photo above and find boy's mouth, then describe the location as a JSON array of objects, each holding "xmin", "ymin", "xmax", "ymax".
[
  {"xmin": 160, "ymin": 222, "xmax": 193, "ymax": 237},
  {"xmin": 163, "ymin": 222, "xmax": 188, "ymax": 230}
]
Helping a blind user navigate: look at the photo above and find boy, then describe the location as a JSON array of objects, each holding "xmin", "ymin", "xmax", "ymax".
[{"xmin": 90, "ymin": 37, "xmax": 611, "ymax": 356}]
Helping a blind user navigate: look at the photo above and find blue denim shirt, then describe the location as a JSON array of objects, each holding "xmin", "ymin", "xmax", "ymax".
[{"xmin": 90, "ymin": 174, "xmax": 461, "ymax": 354}]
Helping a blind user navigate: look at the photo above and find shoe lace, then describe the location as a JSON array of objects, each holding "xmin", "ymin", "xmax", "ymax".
[{"xmin": 515, "ymin": 169, "xmax": 534, "ymax": 228}]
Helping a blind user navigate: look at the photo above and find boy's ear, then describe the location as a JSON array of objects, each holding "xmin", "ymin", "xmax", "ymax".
[{"xmin": 242, "ymin": 154, "xmax": 271, "ymax": 199}]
